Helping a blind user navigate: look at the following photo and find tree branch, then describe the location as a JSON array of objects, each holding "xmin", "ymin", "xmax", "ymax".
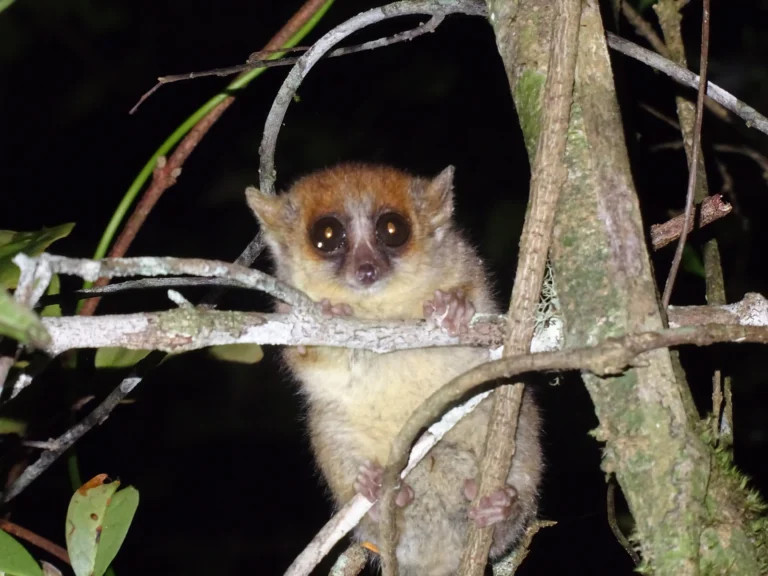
[
  {"xmin": 378, "ymin": 321, "xmax": 768, "ymax": 565},
  {"xmin": 148, "ymin": 15, "xmax": 448, "ymax": 90},
  {"xmin": 605, "ymin": 32, "xmax": 768, "ymax": 137},
  {"xmin": 450, "ymin": 0, "xmax": 580, "ymax": 574},
  {"xmin": 649, "ymin": 194, "xmax": 731, "ymax": 250},
  {"xmin": 9, "ymin": 253, "xmax": 763, "ymax": 357},
  {"xmin": 257, "ymin": 0, "xmax": 488, "ymax": 197},
  {"xmin": 1, "ymin": 376, "xmax": 140, "ymax": 503},
  {"xmin": 22, "ymin": 254, "xmax": 311, "ymax": 310},
  {"xmin": 661, "ymin": 0, "xmax": 711, "ymax": 307}
]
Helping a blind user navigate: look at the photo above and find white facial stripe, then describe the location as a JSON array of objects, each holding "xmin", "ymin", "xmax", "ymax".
[{"xmin": 345, "ymin": 196, "xmax": 375, "ymax": 249}]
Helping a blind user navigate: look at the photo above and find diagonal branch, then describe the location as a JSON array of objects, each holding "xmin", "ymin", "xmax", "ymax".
[{"xmin": 606, "ymin": 32, "xmax": 768, "ymax": 137}]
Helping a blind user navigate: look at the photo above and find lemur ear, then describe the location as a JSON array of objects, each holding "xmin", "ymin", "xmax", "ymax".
[
  {"xmin": 421, "ymin": 165, "xmax": 455, "ymax": 229},
  {"xmin": 245, "ymin": 187, "xmax": 288, "ymax": 230}
]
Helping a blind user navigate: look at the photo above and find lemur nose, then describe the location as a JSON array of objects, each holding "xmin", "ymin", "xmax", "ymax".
[{"xmin": 356, "ymin": 263, "xmax": 378, "ymax": 285}]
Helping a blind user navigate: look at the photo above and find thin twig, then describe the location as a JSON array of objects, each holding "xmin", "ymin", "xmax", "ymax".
[
  {"xmin": 1, "ymin": 376, "xmax": 140, "ymax": 503},
  {"xmin": 661, "ymin": 0, "xmax": 711, "ymax": 308},
  {"xmin": 639, "ymin": 102, "xmax": 681, "ymax": 130},
  {"xmin": 606, "ymin": 479, "xmax": 641, "ymax": 565},
  {"xmin": 257, "ymin": 0, "xmax": 487, "ymax": 197},
  {"xmin": 0, "ymin": 518, "xmax": 71, "ymax": 565},
  {"xmin": 649, "ymin": 194, "xmax": 731, "ymax": 250},
  {"xmin": 150, "ymin": 16, "xmax": 446, "ymax": 90},
  {"xmin": 620, "ymin": 2, "xmax": 728, "ymax": 120},
  {"xmin": 29, "ymin": 254, "xmax": 312, "ymax": 310},
  {"xmin": 131, "ymin": 0, "xmax": 330, "ymax": 115},
  {"xmin": 491, "ymin": 520, "xmax": 557, "ymax": 575},
  {"xmin": 41, "ymin": 277, "xmax": 249, "ymax": 307},
  {"xmin": 606, "ymin": 32, "xmax": 768, "ymax": 136},
  {"xmin": 713, "ymin": 144, "xmax": 768, "ymax": 176}
]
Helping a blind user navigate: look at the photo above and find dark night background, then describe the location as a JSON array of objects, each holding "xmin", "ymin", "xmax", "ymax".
[{"xmin": 2, "ymin": 0, "xmax": 768, "ymax": 574}]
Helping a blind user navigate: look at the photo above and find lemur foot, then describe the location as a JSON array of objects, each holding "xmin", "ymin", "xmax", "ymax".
[
  {"xmin": 463, "ymin": 479, "xmax": 519, "ymax": 528},
  {"xmin": 354, "ymin": 460, "xmax": 414, "ymax": 523},
  {"xmin": 424, "ymin": 289, "xmax": 476, "ymax": 336}
]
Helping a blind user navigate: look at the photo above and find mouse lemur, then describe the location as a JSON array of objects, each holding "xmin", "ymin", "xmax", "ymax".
[{"xmin": 246, "ymin": 163, "xmax": 543, "ymax": 576}]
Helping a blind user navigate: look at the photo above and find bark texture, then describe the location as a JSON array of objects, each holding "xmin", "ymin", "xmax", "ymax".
[{"xmin": 487, "ymin": 0, "xmax": 767, "ymax": 573}]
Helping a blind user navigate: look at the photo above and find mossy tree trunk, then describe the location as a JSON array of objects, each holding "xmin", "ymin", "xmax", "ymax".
[{"xmin": 484, "ymin": 0, "xmax": 767, "ymax": 573}]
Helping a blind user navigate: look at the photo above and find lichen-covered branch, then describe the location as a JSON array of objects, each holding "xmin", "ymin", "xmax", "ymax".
[
  {"xmin": 549, "ymin": 2, "xmax": 766, "ymax": 573},
  {"xmin": 14, "ymin": 254, "xmax": 766, "ymax": 359},
  {"xmin": 29, "ymin": 290, "xmax": 768, "ymax": 356}
]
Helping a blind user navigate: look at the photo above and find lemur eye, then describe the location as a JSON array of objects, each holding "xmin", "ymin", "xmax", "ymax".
[
  {"xmin": 309, "ymin": 216, "xmax": 346, "ymax": 253},
  {"xmin": 376, "ymin": 212, "xmax": 410, "ymax": 248}
]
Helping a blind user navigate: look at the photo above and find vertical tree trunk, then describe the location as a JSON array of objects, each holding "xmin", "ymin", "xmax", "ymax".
[{"xmin": 485, "ymin": 0, "xmax": 767, "ymax": 573}]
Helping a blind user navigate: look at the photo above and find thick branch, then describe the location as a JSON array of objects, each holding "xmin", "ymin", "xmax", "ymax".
[
  {"xmin": 40, "ymin": 310, "xmax": 505, "ymax": 356},
  {"xmin": 30, "ymin": 291, "xmax": 768, "ymax": 356},
  {"xmin": 649, "ymin": 194, "xmax": 731, "ymax": 250},
  {"xmin": 10, "ymin": 253, "xmax": 763, "ymax": 357},
  {"xmin": 451, "ymin": 0, "xmax": 580, "ymax": 574}
]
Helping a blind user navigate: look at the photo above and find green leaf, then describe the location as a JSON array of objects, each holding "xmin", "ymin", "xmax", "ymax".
[
  {"xmin": 0, "ymin": 286, "xmax": 51, "ymax": 347},
  {"xmin": 0, "ymin": 528, "xmax": 43, "ymax": 576},
  {"xmin": 40, "ymin": 274, "xmax": 62, "ymax": 318},
  {"xmin": 682, "ymin": 245, "xmax": 706, "ymax": 278},
  {"xmin": 0, "ymin": 0, "xmax": 16, "ymax": 16},
  {"xmin": 0, "ymin": 417, "xmax": 28, "ymax": 436},
  {"xmin": 65, "ymin": 476, "xmax": 139, "ymax": 576},
  {"xmin": 92, "ymin": 486, "xmax": 139, "ymax": 576},
  {"xmin": 208, "ymin": 343, "xmax": 264, "ymax": 364},
  {"xmin": 0, "ymin": 224, "xmax": 75, "ymax": 289},
  {"xmin": 94, "ymin": 347, "xmax": 152, "ymax": 368}
]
